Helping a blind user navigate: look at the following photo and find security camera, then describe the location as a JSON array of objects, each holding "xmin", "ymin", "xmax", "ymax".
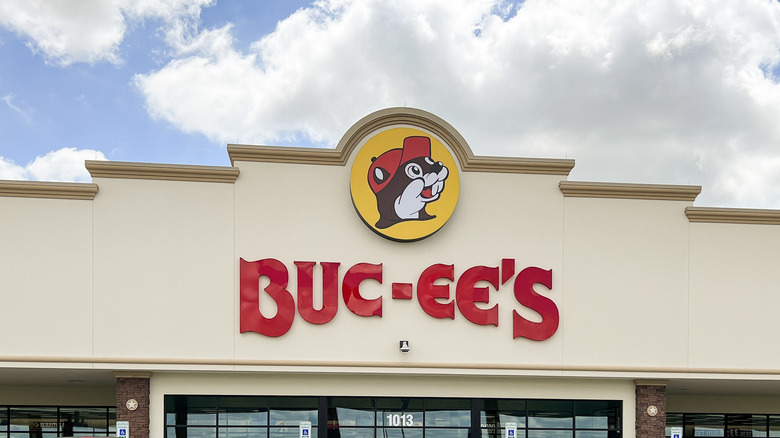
[{"xmin": 399, "ymin": 340, "xmax": 410, "ymax": 353}]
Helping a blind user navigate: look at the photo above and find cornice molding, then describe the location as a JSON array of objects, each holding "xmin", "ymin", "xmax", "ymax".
[
  {"xmin": 0, "ymin": 180, "xmax": 99, "ymax": 200},
  {"xmin": 3, "ymin": 355, "xmax": 780, "ymax": 378},
  {"xmin": 633, "ymin": 379, "xmax": 669, "ymax": 387},
  {"xmin": 228, "ymin": 107, "xmax": 575, "ymax": 175},
  {"xmin": 560, "ymin": 181, "xmax": 701, "ymax": 201},
  {"xmin": 86, "ymin": 160, "xmax": 239, "ymax": 183},
  {"xmin": 686, "ymin": 207, "xmax": 780, "ymax": 225},
  {"xmin": 113, "ymin": 371, "xmax": 152, "ymax": 379}
]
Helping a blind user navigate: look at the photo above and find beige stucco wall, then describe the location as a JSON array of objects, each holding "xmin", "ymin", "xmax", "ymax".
[
  {"xmin": 688, "ymin": 222, "xmax": 780, "ymax": 370},
  {"xmin": 91, "ymin": 177, "xmax": 236, "ymax": 359},
  {"xmin": 0, "ymin": 197, "xmax": 94, "ymax": 357},
  {"xmin": 2, "ymin": 159, "xmax": 779, "ymax": 376},
  {"xmin": 561, "ymin": 197, "xmax": 691, "ymax": 368}
]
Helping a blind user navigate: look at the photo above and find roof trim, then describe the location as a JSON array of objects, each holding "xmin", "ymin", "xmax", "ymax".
[
  {"xmin": 0, "ymin": 180, "xmax": 99, "ymax": 200},
  {"xmin": 686, "ymin": 206, "xmax": 780, "ymax": 225},
  {"xmin": 228, "ymin": 107, "xmax": 575, "ymax": 176},
  {"xmin": 3, "ymin": 355, "xmax": 780, "ymax": 377},
  {"xmin": 560, "ymin": 181, "xmax": 701, "ymax": 201},
  {"xmin": 86, "ymin": 160, "xmax": 239, "ymax": 183}
]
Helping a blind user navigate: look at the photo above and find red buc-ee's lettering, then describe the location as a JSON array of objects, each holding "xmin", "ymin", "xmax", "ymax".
[{"xmin": 239, "ymin": 258, "xmax": 559, "ymax": 340}]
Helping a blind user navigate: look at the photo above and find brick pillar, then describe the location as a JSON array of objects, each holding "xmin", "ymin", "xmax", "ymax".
[
  {"xmin": 115, "ymin": 372, "xmax": 152, "ymax": 438},
  {"xmin": 635, "ymin": 380, "xmax": 668, "ymax": 438}
]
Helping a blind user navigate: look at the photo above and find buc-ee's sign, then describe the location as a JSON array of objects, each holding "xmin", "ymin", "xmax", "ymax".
[
  {"xmin": 240, "ymin": 258, "xmax": 559, "ymax": 341},
  {"xmin": 240, "ymin": 112, "xmax": 559, "ymax": 341}
]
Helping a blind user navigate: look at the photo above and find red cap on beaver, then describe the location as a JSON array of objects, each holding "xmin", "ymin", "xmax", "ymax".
[{"xmin": 368, "ymin": 136, "xmax": 432, "ymax": 194}]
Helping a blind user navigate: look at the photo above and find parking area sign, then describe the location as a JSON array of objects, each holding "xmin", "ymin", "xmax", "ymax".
[
  {"xmin": 299, "ymin": 421, "xmax": 311, "ymax": 438},
  {"xmin": 116, "ymin": 421, "xmax": 129, "ymax": 438},
  {"xmin": 505, "ymin": 422, "xmax": 517, "ymax": 438},
  {"xmin": 671, "ymin": 426, "xmax": 683, "ymax": 438}
]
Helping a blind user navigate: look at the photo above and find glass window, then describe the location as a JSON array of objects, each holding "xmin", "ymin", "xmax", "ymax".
[
  {"xmin": 528, "ymin": 401, "xmax": 573, "ymax": 429},
  {"xmin": 378, "ymin": 428, "xmax": 422, "ymax": 438},
  {"xmin": 575, "ymin": 432, "xmax": 620, "ymax": 438},
  {"xmin": 528, "ymin": 430, "xmax": 572, "ymax": 438},
  {"xmin": 332, "ymin": 429, "xmax": 374, "ymax": 438},
  {"xmin": 686, "ymin": 414, "xmax": 724, "ymax": 437},
  {"xmin": 61, "ymin": 407, "xmax": 109, "ymax": 436},
  {"xmin": 219, "ymin": 426, "xmax": 268, "ymax": 438},
  {"xmin": 425, "ymin": 429, "xmax": 470, "ymax": 438},
  {"xmin": 666, "ymin": 413, "xmax": 684, "ymax": 438},
  {"xmin": 175, "ymin": 427, "xmax": 217, "ymax": 438},
  {"xmin": 10, "ymin": 408, "xmax": 58, "ymax": 434},
  {"xmin": 481, "ymin": 399, "xmax": 526, "ymax": 438},
  {"xmin": 424, "ymin": 399, "xmax": 470, "ymax": 428},
  {"xmin": 375, "ymin": 399, "xmax": 423, "ymax": 427},
  {"xmin": 219, "ymin": 396, "xmax": 268, "ymax": 426},
  {"xmin": 269, "ymin": 397, "xmax": 318, "ymax": 426},
  {"xmin": 727, "ymin": 414, "xmax": 767, "ymax": 438},
  {"xmin": 329, "ymin": 398, "xmax": 375, "ymax": 427},
  {"xmin": 162, "ymin": 396, "xmax": 620, "ymax": 438},
  {"xmin": 165, "ymin": 396, "xmax": 218, "ymax": 426},
  {"xmin": 574, "ymin": 401, "xmax": 620, "ymax": 430},
  {"xmin": 109, "ymin": 408, "xmax": 117, "ymax": 435},
  {"xmin": 270, "ymin": 426, "xmax": 318, "ymax": 438},
  {"xmin": 769, "ymin": 416, "xmax": 780, "ymax": 438}
]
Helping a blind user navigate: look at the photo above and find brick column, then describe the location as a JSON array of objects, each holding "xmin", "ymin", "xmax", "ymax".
[
  {"xmin": 115, "ymin": 372, "xmax": 152, "ymax": 438},
  {"xmin": 635, "ymin": 380, "xmax": 668, "ymax": 438}
]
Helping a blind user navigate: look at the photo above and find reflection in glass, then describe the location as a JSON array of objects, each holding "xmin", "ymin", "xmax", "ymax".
[
  {"xmin": 164, "ymin": 396, "xmax": 219, "ymax": 426},
  {"xmin": 425, "ymin": 428, "xmax": 470, "ymax": 438},
  {"xmin": 482, "ymin": 399, "xmax": 527, "ymax": 430},
  {"xmin": 269, "ymin": 397, "xmax": 318, "ymax": 426},
  {"xmin": 424, "ymin": 399, "xmax": 470, "ymax": 428},
  {"xmin": 378, "ymin": 428, "xmax": 423, "ymax": 438},
  {"xmin": 219, "ymin": 397, "xmax": 268, "ymax": 426},
  {"xmin": 61, "ymin": 407, "xmax": 109, "ymax": 436},
  {"xmin": 685, "ymin": 414, "xmax": 724, "ymax": 437},
  {"xmin": 10, "ymin": 408, "xmax": 58, "ymax": 435},
  {"xmin": 528, "ymin": 430, "xmax": 572, "ymax": 438},
  {"xmin": 574, "ymin": 401, "xmax": 620, "ymax": 430},
  {"xmin": 329, "ymin": 398, "xmax": 375, "ymax": 427},
  {"xmin": 769, "ymin": 416, "xmax": 780, "ymax": 437},
  {"xmin": 575, "ymin": 431, "xmax": 618, "ymax": 438},
  {"xmin": 666, "ymin": 414, "xmax": 683, "ymax": 438},
  {"xmin": 331, "ymin": 428, "xmax": 375, "ymax": 438},
  {"xmin": 220, "ymin": 426, "xmax": 269, "ymax": 438},
  {"xmin": 375, "ymin": 399, "xmax": 423, "ymax": 427},
  {"xmin": 270, "ymin": 426, "xmax": 318, "ymax": 438},
  {"xmin": 171, "ymin": 426, "xmax": 217, "ymax": 438},
  {"xmin": 528, "ymin": 401, "xmax": 573, "ymax": 429},
  {"xmin": 727, "ymin": 414, "xmax": 767, "ymax": 438}
]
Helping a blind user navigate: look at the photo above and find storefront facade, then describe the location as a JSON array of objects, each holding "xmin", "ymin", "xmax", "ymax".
[{"xmin": 2, "ymin": 108, "xmax": 780, "ymax": 438}]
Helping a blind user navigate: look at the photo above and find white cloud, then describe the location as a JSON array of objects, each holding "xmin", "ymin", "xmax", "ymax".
[
  {"xmin": 131, "ymin": 0, "xmax": 780, "ymax": 208},
  {"xmin": 0, "ymin": 148, "xmax": 106, "ymax": 182},
  {"xmin": 0, "ymin": 0, "xmax": 213, "ymax": 65}
]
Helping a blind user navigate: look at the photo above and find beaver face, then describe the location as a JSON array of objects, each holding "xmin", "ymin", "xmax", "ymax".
[
  {"xmin": 373, "ymin": 156, "xmax": 448, "ymax": 229},
  {"xmin": 401, "ymin": 157, "xmax": 448, "ymax": 203}
]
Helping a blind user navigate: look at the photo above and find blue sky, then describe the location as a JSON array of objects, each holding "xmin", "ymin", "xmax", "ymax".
[
  {"xmin": 0, "ymin": 0, "xmax": 312, "ymax": 169},
  {"xmin": 2, "ymin": 0, "xmax": 780, "ymax": 209}
]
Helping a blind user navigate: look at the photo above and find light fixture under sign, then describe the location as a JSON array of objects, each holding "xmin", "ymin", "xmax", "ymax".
[{"xmin": 399, "ymin": 340, "xmax": 410, "ymax": 353}]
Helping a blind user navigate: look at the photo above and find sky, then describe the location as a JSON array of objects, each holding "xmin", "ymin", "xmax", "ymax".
[{"xmin": 2, "ymin": 0, "xmax": 780, "ymax": 209}]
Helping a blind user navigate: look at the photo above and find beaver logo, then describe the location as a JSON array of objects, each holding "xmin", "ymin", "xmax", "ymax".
[
  {"xmin": 368, "ymin": 136, "xmax": 449, "ymax": 229},
  {"xmin": 350, "ymin": 126, "xmax": 460, "ymax": 242}
]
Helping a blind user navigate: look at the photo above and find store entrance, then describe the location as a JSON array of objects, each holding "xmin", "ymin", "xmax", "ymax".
[{"xmin": 164, "ymin": 396, "xmax": 622, "ymax": 438}]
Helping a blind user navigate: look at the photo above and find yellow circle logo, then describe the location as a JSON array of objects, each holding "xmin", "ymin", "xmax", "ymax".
[{"xmin": 350, "ymin": 127, "xmax": 460, "ymax": 241}]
